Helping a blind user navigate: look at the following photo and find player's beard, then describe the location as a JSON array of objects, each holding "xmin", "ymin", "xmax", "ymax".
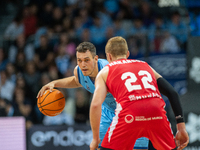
[{"xmin": 87, "ymin": 61, "xmax": 96, "ymax": 77}]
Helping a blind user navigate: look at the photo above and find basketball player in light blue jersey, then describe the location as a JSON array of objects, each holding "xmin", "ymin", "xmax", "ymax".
[{"xmin": 37, "ymin": 42, "xmax": 149, "ymax": 150}]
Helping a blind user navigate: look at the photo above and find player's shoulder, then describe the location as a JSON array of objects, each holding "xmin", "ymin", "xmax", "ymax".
[
  {"xmin": 97, "ymin": 66, "xmax": 109, "ymax": 81},
  {"xmin": 98, "ymin": 58, "xmax": 109, "ymax": 66},
  {"xmin": 74, "ymin": 65, "xmax": 79, "ymax": 76},
  {"xmin": 99, "ymin": 66, "xmax": 109, "ymax": 76}
]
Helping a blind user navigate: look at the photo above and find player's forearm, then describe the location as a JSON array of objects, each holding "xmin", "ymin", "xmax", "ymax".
[
  {"xmin": 157, "ymin": 77, "xmax": 184, "ymax": 123},
  {"xmin": 51, "ymin": 76, "xmax": 82, "ymax": 89},
  {"xmin": 90, "ymin": 103, "xmax": 101, "ymax": 140}
]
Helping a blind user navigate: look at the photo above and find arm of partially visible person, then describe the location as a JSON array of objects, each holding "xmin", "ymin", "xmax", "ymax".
[
  {"xmin": 90, "ymin": 67, "xmax": 108, "ymax": 150},
  {"xmin": 151, "ymin": 67, "xmax": 189, "ymax": 150},
  {"xmin": 37, "ymin": 66, "xmax": 82, "ymax": 98}
]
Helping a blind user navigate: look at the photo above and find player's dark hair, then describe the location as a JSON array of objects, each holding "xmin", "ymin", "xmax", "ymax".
[{"xmin": 76, "ymin": 42, "xmax": 96, "ymax": 57}]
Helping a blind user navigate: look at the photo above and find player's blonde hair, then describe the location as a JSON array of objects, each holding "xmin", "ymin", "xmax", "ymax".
[{"xmin": 105, "ymin": 36, "xmax": 128, "ymax": 57}]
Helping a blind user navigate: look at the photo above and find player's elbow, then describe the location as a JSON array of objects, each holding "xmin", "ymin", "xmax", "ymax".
[{"xmin": 91, "ymin": 102, "xmax": 101, "ymax": 110}]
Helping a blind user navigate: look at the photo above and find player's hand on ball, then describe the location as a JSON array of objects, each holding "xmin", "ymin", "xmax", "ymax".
[
  {"xmin": 90, "ymin": 138, "xmax": 100, "ymax": 150},
  {"xmin": 37, "ymin": 82, "xmax": 55, "ymax": 98}
]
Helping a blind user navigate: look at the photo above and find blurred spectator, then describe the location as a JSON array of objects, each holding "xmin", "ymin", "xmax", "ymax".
[
  {"xmin": 127, "ymin": 35, "xmax": 144, "ymax": 59},
  {"xmin": 8, "ymin": 34, "xmax": 35, "ymax": 63},
  {"xmin": 55, "ymin": 45, "xmax": 70, "ymax": 77},
  {"xmin": 39, "ymin": 1, "xmax": 53, "ymax": 26},
  {"xmin": 0, "ymin": 98, "xmax": 15, "ymax": 117},
  {"xmin": 73, "ymin": 16, "xmax": 85, "ymax": 39},
  {"xmin": 105, "ymin": 27, "xmax": 115, "ymax": 41},
  {"xmin": 54, "ymin": 32, "xmax": 76, "ymax": 57},
  {"xmin": 96, "ymin": 7, "xmax": 113, "ymax": 28},
  {"xmin": 12, "ymin": 87, "xmax": 33, "ymax": 129},
  {"xmin": 34, "ymin": 2, "xmax": 54, "ymax": 48},
  {"xmin": 128, "ymin": 17, "xmax": 146, "ymax": 54},
  {"xmin": 15, "ymin": 74, "xmax": 30, "ymax": 99},
  {"xmin": 33, "ymin": 24, "xmax": 48, "ymax": 48},
  {"xmin": 23, "ymin": 61, "xmax": 40, "ymax": 103},
  {"xmin": 63, "ymin": 5, "xmax": 75, "ymax": 19},
  {"xmin": 0, "ymin": 70, "xmax": 15, "ymax": 101},
  {"xmin": 0, "ymin": 97, "xmax": 7, "ymax": 116},
  {"xmin": 48, "ymin": 63, "xmax": 62, "ymax": 80},
  {"xmin": 34, "ymin": 34, "xmax": 54, "ymax": 72},
  {"xmin": 22, "ymin": 4, "xmax": 38, "ymax": 38},
  {"xmin": 168, "ymin": 11, "xmax": 188, "ymax": 49},
  {"xmin": 148, "ymin": 15, "xmax": 167, "ymax": 53},
  {"xmin": 52, "ymin": 6, "xmax": 63, "ymax": 27},
  {"xmin": 113, "ymin": 19, "xmax": 126, "ymax": 37},
  {"xmin": 90, "ymin": 15, "xmax": 107, "ymax": 54},
  {"xmin": 79, "ymin": 28, "xmax": 91, "ymax": 42},
  {"xmin": 0, "ymin": 48, "xmax": 8, "ymax": 71},
  {"xmin": 46, "ymin": 26, "xmax": 59, "ymax": 47},
  {"xmin": 79, "ymin": 8, "xmax": 93, "ymax": 28},
  {"xmin": 66, "ymin": 0, "xmax": 78, "ymax": 6},
  {"xmin": 129, "ymin": 17, "xmax": 146, "ymax": 36},
  {"xmin": 104, "ymin": 0, "xmax": 120, "ymax": 15},
  {"xmin": 117, "ymin": 0, "xmax": 135, "ymax": 20},
  {"xmin": 40, "ymin": 72, "xmax": 51, "ymax": 87},
  {"xmin": 160, "ymin": 31, "xmax": 180, "ymax": 53},
  {"xmin": 14, "ymin": 52, "xmax": 26, "ymax": 73},
  {"xmin": 74, "ymin": 88, "xmax": 90, "ymax": 124},
  {"xmin": 62, "ymin": 17, "xmax": 72, "ymax": 32},
  {"xmin": 53, "ymin": 22, "xmax": 63, "ymax": 34},
  {"xmin": 138, "ymin": 1, "xmax": 155, "ymax": 28},
  {"xmin": 4, "ymin": 12, "xmax": 24, "ymax": 42},
  {"xmin": 5, "ymin": 62, "xmax": 16, "ymax": 83},
  {"xmin": 63, "ymin": 89, "xmax": 76, "ymax": 118}
]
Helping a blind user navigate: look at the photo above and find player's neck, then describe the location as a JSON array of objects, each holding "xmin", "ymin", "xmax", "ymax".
[{"xmin": 116, "ymin": 57, "xmax": 126, "ymax": 61}]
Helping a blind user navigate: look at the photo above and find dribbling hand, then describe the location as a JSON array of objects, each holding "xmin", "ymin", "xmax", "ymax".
[{"xmin": 36, "ymin": 82, "xmax": 55, "ymax": 98}]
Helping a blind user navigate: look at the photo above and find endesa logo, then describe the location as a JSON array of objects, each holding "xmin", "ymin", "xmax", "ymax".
[{"xmin": 31, "ymin": 127, "xmax": 92, "ymax": 147}]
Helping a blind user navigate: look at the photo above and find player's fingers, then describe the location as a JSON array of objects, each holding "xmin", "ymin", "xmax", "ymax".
[
  {"xmin": 179, "ymin": 141, "xmax": 189, "ymax": 149},
  {"xmin": 176, "ymin": 139, "xmax": 180, "ymax": 148},
  {"xmin": 49, "ymin": 86, "xmax": 53, "ymax": 92},
  {"xmin": 37, "ymin": 89, "xmax": 43, "ymax": 98},
  {"xmin": 36, "ymin": 91, "xmax": 40, "ymax": 98},
  {"xmin": 40, "ymin": 88, "xmax": 46, "ymax": 97},
  {"xmin": 36, "ymin": 93, "xmax": 40, "ymax": 98}
]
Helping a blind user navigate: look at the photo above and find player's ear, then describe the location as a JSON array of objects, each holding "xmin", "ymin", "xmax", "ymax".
[
  {"xmin": 107, "ymin": 53, "xmax": 112, "ymax": 62},
  {"xmin": 94, "ymin": 55, "xmax": 98, "ymax": 62},
  {"xmin": 126, "ymin": 51, "xmax": 130, "ymax": 59}
]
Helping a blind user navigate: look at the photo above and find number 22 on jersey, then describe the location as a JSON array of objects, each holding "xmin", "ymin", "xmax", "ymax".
[{"xmin": 121, "ymin": 70, "xmax": 156, "ymax": 92}]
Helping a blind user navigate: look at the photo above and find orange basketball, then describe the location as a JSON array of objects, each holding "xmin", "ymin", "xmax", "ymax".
[{"xmin": 37, "ymin": 89, "xmax": 65, "ymax": 116}]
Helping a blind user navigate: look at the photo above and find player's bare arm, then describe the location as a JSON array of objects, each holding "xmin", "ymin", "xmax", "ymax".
[
  {"xmin": 150, "ymin": 66, "xmax": 162, "ymax": 79},
  {"xmin": 37, "ymin": 66, "xmax": 82, "ymax": 98},
  {"xmin": 90, "ymin": 67, "xmax": 108, "ymax": 150}
]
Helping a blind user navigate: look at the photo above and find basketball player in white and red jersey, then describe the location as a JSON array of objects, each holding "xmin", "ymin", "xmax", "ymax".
[{"xmin": 90, "ymin": 36, "xmax": 189, "ymax": 150}]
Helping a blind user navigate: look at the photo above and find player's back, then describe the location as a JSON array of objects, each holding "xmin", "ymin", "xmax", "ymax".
[{"xmin": 106, "ymin": 59, "xmax": 162, "ymax": 108}]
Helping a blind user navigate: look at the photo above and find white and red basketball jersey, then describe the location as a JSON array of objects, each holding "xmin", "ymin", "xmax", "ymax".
[
  {"xmin": 102, "ymin": 59, "xmax": 176, "ymax": 150},
  {"xmin": 106, "ymin": 59, "xmax": 162, "ymax": 108}
]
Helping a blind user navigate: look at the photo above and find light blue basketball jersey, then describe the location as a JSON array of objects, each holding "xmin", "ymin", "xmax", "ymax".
[{"xmin": 77, "ymin": 59, "xmax": 116, "ymax": 112}]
